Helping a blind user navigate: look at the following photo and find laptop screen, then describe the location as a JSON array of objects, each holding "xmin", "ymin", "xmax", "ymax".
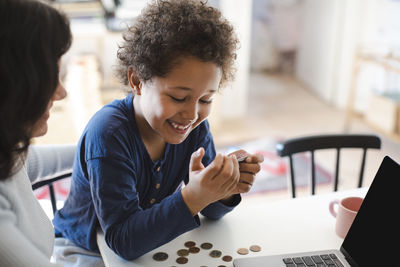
[{"xmin": 340, "ymin": 156, "xmax": 400, "ymax": 266}]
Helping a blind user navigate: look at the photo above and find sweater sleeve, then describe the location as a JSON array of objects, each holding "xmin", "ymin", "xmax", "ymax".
[
  {"xmin": 26, "ymin": 144, "xmax": 76, "ymax": 183},
  {"xmin": 89, "ymin": 157, "xmax": 200, "ymax": 261},
  {"xmin": 0, "ymin": 195, "xmax": 61, "ymax": 267}
]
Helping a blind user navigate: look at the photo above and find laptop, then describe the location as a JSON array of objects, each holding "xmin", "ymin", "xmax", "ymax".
[{"xmin": 233, "ymin": 156, "xmax": 400, "ymax": 267}]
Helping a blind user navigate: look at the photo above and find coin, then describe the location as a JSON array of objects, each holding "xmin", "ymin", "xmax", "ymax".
[
  {"xmin": 250, "ymin": 245, "xmax": 262, "ymax": 252},
  {"xmin": 237, "ymin": 248, "xmax": 249, "ymax": 255},
  {"xmin": 218, "ymin": 265, "xmax": 227, "ymax": 267},
  {"xmin": 188, "ymin": 246, "xmax": 200, "ymax": 253},
  {"xmin": 177, "ymin": 249, "xmax": 189, "ymax": 256},
  {"xmin": 176, "ymin": 256, "xmax": 188, "ymax": 264},
  {"xmin": 184, "ymin": 241, "xmax": 196, "ymax": 248},
  {"xmin": 209, "ymin": 250, "xmax": 222, "ymax": 258},
  {"xmin": 222, "ymin": 255, "xmax": 233, "ymax": 262},
  {"xmin": 152, "ymin": 252, "xmax": 168, "ymax": 261},
  {"xmin": 200, "ymin": 242, "xmax": 213, "ymax": 250}
]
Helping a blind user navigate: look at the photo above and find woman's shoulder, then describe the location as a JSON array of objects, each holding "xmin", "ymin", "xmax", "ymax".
[{"xmin": 0, "ymin": 167, "xmax": 26, "ymax": 208}]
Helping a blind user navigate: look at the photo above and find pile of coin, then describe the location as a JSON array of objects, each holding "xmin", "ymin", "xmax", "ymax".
[{"xmin": 152, "ymin": 240, "xmax": 261, "ymax": 265}]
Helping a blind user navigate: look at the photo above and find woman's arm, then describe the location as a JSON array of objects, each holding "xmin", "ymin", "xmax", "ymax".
[
  {"xmin": 26, "ymin": 144, "xmax": 76, "ymax": 184},
  {"xmin": 0, "ymin": 195, "xmax": 62, "ymax": 267}
]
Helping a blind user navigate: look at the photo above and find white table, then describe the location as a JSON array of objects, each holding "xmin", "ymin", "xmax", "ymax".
[{"xmin": 96, "ymin": 188, "xmax": 367, "ymax": 267}]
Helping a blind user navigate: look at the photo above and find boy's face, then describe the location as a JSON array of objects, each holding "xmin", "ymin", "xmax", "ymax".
[{"xmin": 133, "ymin": 56, "xmax": 222, "ymax": 145}]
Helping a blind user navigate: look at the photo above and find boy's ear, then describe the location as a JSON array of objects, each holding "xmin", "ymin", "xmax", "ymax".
[{"xmin": 128, "ymin": 67, "xmax": 142, "ymax": 95}]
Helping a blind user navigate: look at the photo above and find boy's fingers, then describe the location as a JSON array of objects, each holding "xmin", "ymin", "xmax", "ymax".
[
  {"xmin": 239, "ymin": 172, "xmax": 255, "ymax": 186},
  {"xmin": 201, "ymin": 153, "xmax": 224, "ymax": 179},
  {"xmin": 239, "ymin": 162, "xmax": 261, "ymax": 174},
  {"xmin": 245, "ymin": 153, "xmax": 264, "ymax": 163},
  {"xmin": 189, "ymin": 147, "xmax": 205, "ymax": 172}
]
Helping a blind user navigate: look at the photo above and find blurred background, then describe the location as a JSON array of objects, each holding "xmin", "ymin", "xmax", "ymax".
[{"xmin": 34, "ymin": 0, "xmax": 400, "ymax": 201}]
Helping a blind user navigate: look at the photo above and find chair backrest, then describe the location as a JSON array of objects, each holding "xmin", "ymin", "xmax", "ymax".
[
  {"xmin": 276, "ymin": 134, "xmax": 381, "ymax": 198},
  {"xmin": 32, "ymin": 172, "xmax": 72, "ymax": 215}
]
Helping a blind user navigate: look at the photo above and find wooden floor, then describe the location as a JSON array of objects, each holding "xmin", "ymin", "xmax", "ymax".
[{"xmin": 37, "ymin": 71, "xmax": 399, "ymax": 202}]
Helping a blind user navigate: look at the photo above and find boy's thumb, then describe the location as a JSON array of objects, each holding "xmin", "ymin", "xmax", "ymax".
[{"xmin": 189, "ymin": 147, "xmax": 204, "ymax": 171}]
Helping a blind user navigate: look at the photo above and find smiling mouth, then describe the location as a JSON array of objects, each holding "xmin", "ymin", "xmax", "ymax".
[{"xmin": 168, "ymin": 120, "xmax": 192, "ymax": 132}]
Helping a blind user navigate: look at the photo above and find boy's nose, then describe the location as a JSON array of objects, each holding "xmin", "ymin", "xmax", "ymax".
[{"xmin": 182, "ymin": 104, "xmax": 198, "ymax": 122}]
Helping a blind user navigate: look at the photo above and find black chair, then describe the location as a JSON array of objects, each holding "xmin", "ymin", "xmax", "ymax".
[
  {"xmin": 276, "ymin": 134, "xmax": 381, "ymax": 198},
  {"xmin": 32, "ymin": 172, "xmax": 72, "ymax": 215}
]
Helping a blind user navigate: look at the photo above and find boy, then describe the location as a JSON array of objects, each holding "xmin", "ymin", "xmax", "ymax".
[{"xmin": 53, "ymin": 0, "xmax": 263, "ymax": 262}]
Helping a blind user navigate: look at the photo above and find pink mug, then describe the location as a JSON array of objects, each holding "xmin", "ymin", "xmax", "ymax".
[{"xmin": 329, "ymin": 196, "xmax": 363, "ymax": 238}]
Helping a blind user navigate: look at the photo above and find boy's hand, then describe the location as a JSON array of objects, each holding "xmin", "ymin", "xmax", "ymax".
[
  {"xmin": 181, "ymin": 147, "xmax": 240, "ymax": 215},
  {"xmin": 228, "ymin": 149, "xmax": 264, "ymax": 194}
]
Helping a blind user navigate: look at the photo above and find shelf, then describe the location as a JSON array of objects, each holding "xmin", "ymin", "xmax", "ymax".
[{"xmin": 345, "ymin": 47, "xmax": 400, "ymax": 141}]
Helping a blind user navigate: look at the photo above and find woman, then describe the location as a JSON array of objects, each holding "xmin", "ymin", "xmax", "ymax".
[{"xmin": 0, "ymin": 0, "xmax": 73, "ymax": 266}]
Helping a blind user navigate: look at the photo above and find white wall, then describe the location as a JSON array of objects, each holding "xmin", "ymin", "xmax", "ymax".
[
  {"xmin": 216, "ymin": 0, "xmax": 253, "ymax": 120},
  {"xmin": 295, "ymin": 0, "xmax": 400, "ymax": 109},
  {"xmin": 295, "ymin": 0, "xmax": 343, "ymax": 103}
]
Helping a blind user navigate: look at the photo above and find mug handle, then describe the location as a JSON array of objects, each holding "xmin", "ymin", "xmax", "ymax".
[{"xmin": 329, "ymin": 199, "xmax": 339, "ymax": 218}]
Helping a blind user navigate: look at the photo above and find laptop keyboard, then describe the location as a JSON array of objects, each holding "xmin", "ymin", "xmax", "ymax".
[{"xmin": 283, "ymin": 253, "xmax": 344, "ymax": 267}]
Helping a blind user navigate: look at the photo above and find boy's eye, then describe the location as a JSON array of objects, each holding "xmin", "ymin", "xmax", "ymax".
[
  {"xmin": 170, "ymin": 96, "xmax": 186, "ymax": 102},
  {"xmin": 200, "ymin": 99, "xmax": 213, "ymax": 104}
]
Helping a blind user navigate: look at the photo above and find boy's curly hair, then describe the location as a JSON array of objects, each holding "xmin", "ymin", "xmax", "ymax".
[{"xmin": 116, "ymin": 0, "xmax": 239, "ymax": 89}]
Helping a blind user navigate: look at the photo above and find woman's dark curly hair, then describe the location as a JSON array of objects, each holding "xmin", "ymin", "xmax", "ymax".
[
  {"xmin": 116, "ymin": 0, "xmax": 239, "ymax": 88},
  {"xmin": 0, "ymin": 0, "xmax": 72, "ymax": 180}
]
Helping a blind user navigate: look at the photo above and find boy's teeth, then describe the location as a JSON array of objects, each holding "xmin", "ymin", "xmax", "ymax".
[{"xmin": 170, "ymin": 121, "xmax": 189, "ymax": 130}]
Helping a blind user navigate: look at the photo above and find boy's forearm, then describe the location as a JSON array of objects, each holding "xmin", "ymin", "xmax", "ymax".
[{"xmin": 180, "ymin": 187, "xmax": 207, "ymax": 216}]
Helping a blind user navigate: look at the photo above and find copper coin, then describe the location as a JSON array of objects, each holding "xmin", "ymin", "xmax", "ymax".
[
  {"xmin": 152, "ymin": 252, "xmax": 168, "ymax": 261},
  {"xmin": 188, "ymin": 246, "xmax": 200, "ymax": 253},
  {"xmin": 218, "ymin": 265, "xmax": 227, "ymax": 267},
  {"xmin": 237, "ymin": 248, "xmax": 249, "ymax": 255},
  {"xmin": 200, "ymin": 242, "xmax": 213, "ymax": 250},
  {"xmin": 176, "ymin": 256, "xmax": 188, "ymax": 264},
  {"xmin": 184, "ymin": 241, "xmax": 196, "ymax": 248},
  {"xmin": 209, "ymin": 250, "xmax": 222, "ymax": 258},
  {"xmin": 250, "ymin": 245, "xmax": 262, "ymax": 252},
  {"xmin": 177, "ymin": 249, "xmax": 189, "ymax": 256},
  {"xmin": 222, "ymin": 255, "xmax": 233, "ymax": 262}
]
